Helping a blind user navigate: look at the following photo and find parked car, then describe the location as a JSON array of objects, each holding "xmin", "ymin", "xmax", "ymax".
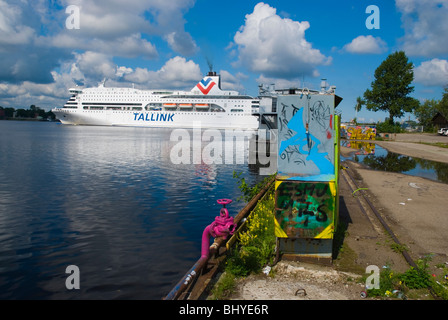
[{"xmin": 438, "ymin": 128, "xmax": 448, "ymax": 135}]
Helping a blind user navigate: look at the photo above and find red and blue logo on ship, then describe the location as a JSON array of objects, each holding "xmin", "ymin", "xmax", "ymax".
[{"xmin": 196, "ymin": 78, "xmax": 216, "ymax": 95}]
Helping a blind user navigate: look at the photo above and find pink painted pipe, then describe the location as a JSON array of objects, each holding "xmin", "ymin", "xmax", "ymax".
[{"xmin": 201, "ymin": 199, "xmax": 236, "ymax": 259}]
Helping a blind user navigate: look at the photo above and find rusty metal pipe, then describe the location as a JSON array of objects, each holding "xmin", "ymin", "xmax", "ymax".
[{"xmin": 164, "ymin": 256, "xmax": 208, "ymax": 300}]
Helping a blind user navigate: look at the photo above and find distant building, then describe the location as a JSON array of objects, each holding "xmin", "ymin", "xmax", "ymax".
[{"xmin": 432, "ymin": 112, "xmax": 448, "ymax": 129}]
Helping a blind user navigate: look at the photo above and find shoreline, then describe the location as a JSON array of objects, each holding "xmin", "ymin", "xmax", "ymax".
[
  {"xmin": 341, "ymin": 133, "xmax": 448, "ymax": 165},
  {"xmin": 375, "ymin": 140, "xmax": 448, "ymax": 164},
  {"xmin": 0, "ymin": 118, "xmax": 56, "ymax": 122}
]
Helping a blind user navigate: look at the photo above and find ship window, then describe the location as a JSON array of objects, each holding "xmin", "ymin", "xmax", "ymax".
[{"xmin": 231, "ymin": 109, "xmax": 244, "ymax": 113}]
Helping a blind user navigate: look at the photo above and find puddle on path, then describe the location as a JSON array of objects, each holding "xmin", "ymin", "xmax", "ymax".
[{"xmin": 341, "ymin": 140, "xmax": 448, "ymax": 184}]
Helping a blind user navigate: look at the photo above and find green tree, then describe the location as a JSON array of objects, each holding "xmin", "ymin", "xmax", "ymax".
[
  {"xmin": 16, "ymin": 108, "xmax": 29, "ymax": 118},
  {"xmin": 4, "ymin": 107, "xmax": 14, "ymax": 118},
  {"xmin": 354, "ymin": 96, "xmax": 365, "ymax": 124},
  {"xmin": 355, "ymin": 96, "xmax": 364, "ymax": 114},
  {"xmin": 437, "ymin": 86, "xmax": 448, "ymax": 118},
  {"xmin": 414, "ymin": 99, "xmax": 439, "ymax": 131},
  {"xmin": 363, "ymin": 51, "xmax": 419, "ymax": 125}
]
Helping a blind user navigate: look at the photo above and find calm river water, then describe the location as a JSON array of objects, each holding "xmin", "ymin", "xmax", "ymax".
[{"xmin": 0, "ymin": 121, "xmax": 264, "ymax": 299}]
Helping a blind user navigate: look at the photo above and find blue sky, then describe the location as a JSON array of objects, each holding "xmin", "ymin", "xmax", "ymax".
[{"xmin": 0, "ymin": 0, "xmax": 447, "ymax": 123}]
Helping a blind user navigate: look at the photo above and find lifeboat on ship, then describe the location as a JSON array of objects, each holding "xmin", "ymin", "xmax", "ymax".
[
  {"xmin": 163, "ymin": 103, "xmax": 177, "ymax": 109},
  {"xmin": 195, "ymin": 103, "xmax": 209, "ymax": 110},
  {"xmin": 179, "ymin": 103, "xmax": 193, "ymax": 109}
]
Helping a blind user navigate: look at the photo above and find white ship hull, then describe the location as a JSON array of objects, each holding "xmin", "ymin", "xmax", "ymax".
[
  {"xmin": 56, "ymin": 109, "xmax": 259, "ymax": 129},
  {"xmin": 52, "ymin": 71, "xmax": 261, "ymax": 130}
]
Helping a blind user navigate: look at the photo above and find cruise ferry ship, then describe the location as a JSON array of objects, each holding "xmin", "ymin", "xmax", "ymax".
[{"xmin": 52, "ymin": 72, "xmax": 260, "ymax": 129}]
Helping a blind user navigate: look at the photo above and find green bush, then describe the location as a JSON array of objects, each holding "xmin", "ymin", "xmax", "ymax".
[
  {"xmin": 367, "ymin": 266, "xmax": 403, "ymax": 297},
  {"xmin": 376, "ymin": 121, "xmax": 403, "ymax": 133},
  {"xmin": 367, "ymin": 256, "xmax": 448, "ymax": 299},
  {"xmin": 232, "ymin": 171, "xmax": 275, "ymax": 202},
  {"xmin": 399, "ymin": 267, "xmax": 431, "ymax": 289},
  {"xmin": 226, "ymin": 245, "xmax": 261, "ymax": 277}
]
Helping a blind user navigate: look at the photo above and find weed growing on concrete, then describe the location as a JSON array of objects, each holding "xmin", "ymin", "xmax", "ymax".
[
  {"xmin": 390, "ymin": 242, "xmax": 409, "ymax": 254},
  {"xmin": 232, "ymin": 171, "xmax": 275, "ymax": 202},
  {"xmin": 226, "ymin": 191, "xmax": 276, "ymax": 276},
  {"xmin": 209, "ymin": 272, "xmax": 237, "ymax": 300},
  {"xmin": 400, "ymin": 257, "xmax": 433, "ymax": 290},
  {"xmin": 366, "ymin": 265, "xmax": 403, "ymax": 297},
  {"xmin": 366, "ymin": 256, "xmax": 448, "ymax": 299}
]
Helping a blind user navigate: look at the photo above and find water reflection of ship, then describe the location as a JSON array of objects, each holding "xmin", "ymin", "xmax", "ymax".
[{"xmin": 195, "ymin": 162, "xmax": 217, "ymax": 190}]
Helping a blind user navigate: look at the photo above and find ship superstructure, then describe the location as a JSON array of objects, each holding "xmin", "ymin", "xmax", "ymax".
[{"xmin": 52, "ymin": 72, "xmax": 260, "ymax": 129}]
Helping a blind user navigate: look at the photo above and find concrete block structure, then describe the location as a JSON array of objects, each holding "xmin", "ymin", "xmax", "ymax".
[{"xmin": 274, "ymin": 89, "xmax": 342, "ymax": 264}]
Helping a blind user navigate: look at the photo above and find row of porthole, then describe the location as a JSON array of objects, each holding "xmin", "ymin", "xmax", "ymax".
[
  {"xmin": 59, "ymin": 109, "xmax": 250, "ymax": 116},
  {"xmin": 71, "ymin": 111, "xmax": 251, "ymax": 116},
  {"xmin": 110, "ymin": 111, "xmax": 250, "ymax": 116}
]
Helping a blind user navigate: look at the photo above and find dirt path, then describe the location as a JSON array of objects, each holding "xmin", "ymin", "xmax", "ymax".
[{"xmin": 354, "ymin": 166, "xmax": 448, "ymax": 258}]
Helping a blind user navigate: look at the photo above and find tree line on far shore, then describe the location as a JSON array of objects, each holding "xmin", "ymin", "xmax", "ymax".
[{"xmin": 0, "ymin": 105, "xmax": 55, "ymax": 120}]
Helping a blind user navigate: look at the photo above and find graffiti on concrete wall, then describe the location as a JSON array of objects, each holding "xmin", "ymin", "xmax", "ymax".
[
  {"xmin": 275, "ymin": 181, "xmax": 335, "ymax": 239},
  {"xmin": 345, "ymin": 126, "xmax": 376, "ymax": 140},
  {"xmin": 277, "ymin": 95, "xmax": 335, "ymax": 177}
]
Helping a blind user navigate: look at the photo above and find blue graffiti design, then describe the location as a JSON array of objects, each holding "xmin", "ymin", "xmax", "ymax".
[{"xmin": 279, "ymin": 108, "xmax": 334, "ymax": 175}]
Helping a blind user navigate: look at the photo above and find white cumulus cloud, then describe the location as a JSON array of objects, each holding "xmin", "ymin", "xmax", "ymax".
[
  {"xmin": 0, "ymin": 55, "xmax": 205, "ymax": 110},
  {"xmin": 51, "ymin": 0, "xmax": 198, "ymax": 58},
  {"xmin": 414, "ymin": 58, "xmax": 448, "ymax": 87},
  {"xmin": 396, "ymin": 0, "xmax": 448, "ymax": 57},
  {"xmin": 0, "ymin": 0, "xmax": 200, "ymax": 108},
  {"xmin": 123, "ymin": 56, "xmax": 203, "ymax": 89},
  {"xmin": 219, "ymin": 70, "xmax": 247, "ymax": 92},
  {"xmin": 0, "ymin": 0, "xmax": 35, "ymax": 46},
  {"xmin": 75, "ymin": 51, "xmax": 117, "ymax": 82},
  {"xmin": 232, "ymin": 2, "xmax": 331, "ymax": 79},
  {"xmin": 343, "ymin": 35, "xmax": 388, "ymax": 54}
]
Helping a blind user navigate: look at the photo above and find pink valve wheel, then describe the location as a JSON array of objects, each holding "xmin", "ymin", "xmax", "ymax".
[{"xmin": 217, "ymin": 199, "xmax": 232, "ymax": 207}]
